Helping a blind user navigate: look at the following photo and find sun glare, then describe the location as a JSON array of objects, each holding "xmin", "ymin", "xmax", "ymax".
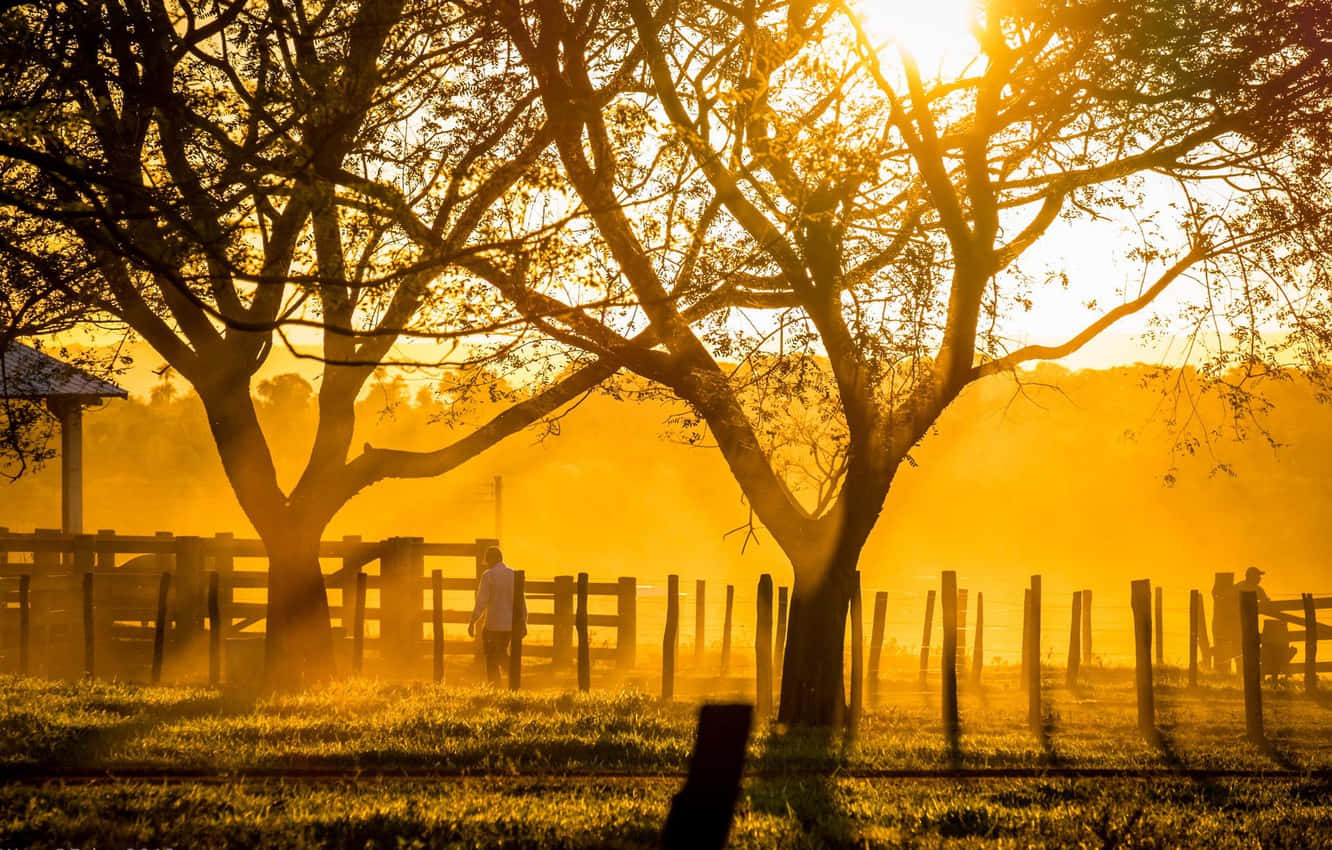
[{"xmin": 855, "ymin": 0, "xmax": 980, "ymax": 74}]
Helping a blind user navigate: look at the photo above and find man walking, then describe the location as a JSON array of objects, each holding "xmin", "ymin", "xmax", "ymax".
[{"xmin": 468, "ymin": 546, "xmax": 527, "ymax": 684}]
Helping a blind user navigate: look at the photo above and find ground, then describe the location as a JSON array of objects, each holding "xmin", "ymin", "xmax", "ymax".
[{"xmin": 2, "ymin": 668, "xmax": 1331, "ymax": 848}]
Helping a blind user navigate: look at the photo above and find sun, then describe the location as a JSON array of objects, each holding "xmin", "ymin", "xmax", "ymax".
[{"xmin": 853, "ymin": 0, "xmax": 980, "ymax": 74}]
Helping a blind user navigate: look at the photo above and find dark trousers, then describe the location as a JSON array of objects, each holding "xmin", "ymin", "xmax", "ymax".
[{"xmin": 482, "ymin": 629, "xmax": 511, "ymax": 684}]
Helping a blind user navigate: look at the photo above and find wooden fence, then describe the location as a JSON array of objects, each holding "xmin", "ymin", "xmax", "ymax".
[{"xmin": 0, "ymin": 529, "xmax": 636, "ymax": 681}]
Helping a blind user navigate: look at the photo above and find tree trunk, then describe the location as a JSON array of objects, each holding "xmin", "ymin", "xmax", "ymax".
[
  {"xmin": 777, "ymin": 555, "xmax": 858, "ymax": 726},
  {"xmin": 262, "ymin": 526, "xmax": 336, "ymax": 689}
]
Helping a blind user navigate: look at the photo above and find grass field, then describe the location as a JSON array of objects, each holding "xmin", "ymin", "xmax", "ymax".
[{"xmin": 2, "ymin": 668, "xmax": 1332, "ymax": 847}]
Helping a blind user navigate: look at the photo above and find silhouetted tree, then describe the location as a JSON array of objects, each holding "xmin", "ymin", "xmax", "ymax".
[
  {"xmin": 0, "ymin": 0, "xmax": 619, "ymax": 686},
  {"xmin": 470, "ymin": 0, "xmax": 1332, "ymax": 724}
]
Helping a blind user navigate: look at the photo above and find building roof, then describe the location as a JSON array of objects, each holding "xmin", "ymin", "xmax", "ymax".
[{"xmin": 0, "ymin": 341, "xmax": 128, "ymax": 400}]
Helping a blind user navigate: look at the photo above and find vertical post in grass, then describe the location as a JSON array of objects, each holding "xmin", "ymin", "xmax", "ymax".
[
  {"xmin": 1081, "ymin": 589, "xmax": 1093, "ymax": 665},
  {"xmin": 660, "ymin": 703, "xmax": 753, "ymax": 850},
  {"xmin": 1066, "ymin": 591, "xmax": 1082, "ymax": 690},
  {"xmin": 1026, "ymin": 575, "xmax": 1042, "ymax": 733},
  {"xmin": 1195, "ymin": 593, "xmax": 1211, "ymax": 670},
  {"xmin": 617, "ymin": 577, "xmax": 637, "ymax": 671},
  {"xmin": 1212, "ymin": 572, "xmax": 1235, "ymax": 674},
  {"xmin": 721, "ymin": 584, "xmax": 734, "ymax": 677},
  {"xmin": 207, "ymin": 570, "xmax": 221, "ymax": 687},
  {"xmin": 152, "ymin": 571, "xmax": 170, "ymax": 683},
  {"xmin": 1131, "ymin": 579, "xmax": 1155, "ymax": 739},
  {"xmin": 941, "ymin": 571, "xmax": 959, "ymax": 746},
  {"xmin": 553, "ymin": 575, "xmax": 574, "ymax": 667},
  {"xmin": 577, "ymin": 572, "xmax": 591, "ymax": 692},
  {"xmin": 432, "ymin": 569, "xmax": 445, "ymax": 683},
  {"xmin": 18, "ymin": 574, "xmax": 30, "ymax": 676},
  {"xmin": 957, "ymin": 588, "xmax": 969, "ymax": 670},
  {"xmin": 340, "ymin": 534, "xmax": 361, "ymax": 643},
  {"xmin": 509, "ymin": 569, "xmax": 525, "ymax": 691},
  {"xmin": 868, "ymin": 591, "xmax": 888, "ymax": 705},
  {"xmin": 176, "ymin": 535, "xmax": 206, "ymax": 651},
  {"xmin": 1239, "ymin": 589, "xmax": 1263, "ymax": 742},
  {"xmin": 1303, "ymin": 593, "xmax": 1318, "ymax": 695},
  {"xmin": 1189, "ymin": 589, "xmax": 1200, "ymax": 688},
  {"xmin": 352, "ymin": 571, "xmax": 367, "ymax": 675},
  {"xmin": 919, "ymin": 588, "xmax": 936, "ymax": 687},
  {"xmin": 848, "ymin": 571, "xmax": 864, "ymax": 736},
  {"xmin": 82, "ymin": 570, "xmax": 94, "ymax": 679},
  {"xmin": 756, "ymin": 575, "xmax": 773, "ymax": 718},
  {"xmin": 775, "ymin": 586, "xmax": 789, "ymax": 675},
  {"xmin": 75, "ymin": 536, "xmax": 95, "ymax": 678},
  {"xmin": 1020, "ymin": 588, "xmax": 1031, "ymax": 688},
  {"xmin": 695, "ymin": 579, "xmax": 706, "ymax": 663},
  {"xmin": 1155, "ymin": 586, "xmax": 1165, "ymax": 666},
  {"xmin": 971, "ymin": 591, "xmax": 984, "ymax": 685},
  {"xmin": 663, "ymin": 574, "xmax": 679, "ymax": 701}
]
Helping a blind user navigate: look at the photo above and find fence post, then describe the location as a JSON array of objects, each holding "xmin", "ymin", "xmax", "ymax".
[
  {"xmin": 1081, "ymin": 589, "xmax": 1092, "ymax": 665},
  {"xmin": 868, "ymin": 591, "xmax": 887, "ymax": 704},
  {"xmin": 971, "ymin": 591, "xmax": 984, "ymax": 685},
  {"xmin": 775, "ymin": 586, "xmax": 789, "ymax": 674},
  {"xmin": 848, "ymin": 572, "xmax": 863, "ymax": 736},
  {"xmin": 919, "ymin": 588, "xmax": 936, "ymax": 687},
  {"xmin": 1303, "ymin": 593, "xmax": 1318, "ymax": 695},
  {"xmin": 663, "ymin": 574, "xmax": 679, "ymax": 701},
  {"xmin": 353, "ymin": 571, "xmax": 367, "ymax": 675},
  {"xmin": 577, "ymin": 572, "xmax": 590, "ymax": 692},
  {"xmin": 695, "ymin": 579, "xmax": 706, "ymax": 663},
  {"xmin": 82, "ymin": 570, "xmax": 94, "ymax": 679},
  {"xmin": 1067, "ymin": 591, "xmax": 1082, "ymax": 689},
  {"xmin": 74, "ymin": 535, "xmax": 96, "ymax": 678},
  {"xmin": 18, "ymin": 574, "xmax": 30, "ymax": 676},
  {"xmin": 1189, "ymin": 589, "xmax": 1200, "ymax": 688},
  {"xmin": 510, "ymin": 569, "xmax": 525, "ymax": 691},
  {"xmin": 1155, "ymin": 586, "xmax": 1164, "ymax": 667},
  {"xmin": 379, "ymin": 538, "xmax": 412, "ymax": 667},
  {"xmin": 957, "ymin": 588, "xmax": 968, "ymax": 670},
  {"xmin": 660, "ymin": 704, "xmax": 753, "ymax": 850},
  {"xmin": 152, "ymin": 572, "xmax": 170, "ymax": 684},
  {"xmin": 1020, "ymin": 588, "xmax": 1031, "ymax": 688},
  {"xmin": 1239, "ymin": 589, "xmax": 1262, "ymax": 742},
  {"xmin": 1026, "ymin": 575, "xmax": 1042, "ymax": 734},
  {"xmin": 617, "ymin": 577, "xmax": 637, "ymax": 671},
  {"xmin": 175, "ymin": 536, "xmax": 206, "ymax": 652},
  {"xmin": 33, "ymin": 529, "xmax": 58, "ymax": 583},
  {"xmin": 407, "ymin": 537, "xmax": 426, "ymax": 671},
  {"xmin": 756, "ymin": 575, "xmax": 773, "ymax": 718},
  {"xmin": 1212, "ymin": 572, "xmax": 1236, "ymax": 673},
  {"xmin": 95, "ymin": 529, "xmax": 115, "ymax": 571},
  {"xmin": 553, "ymin": 575, "xmax": 575, "ymax": 667},
  {"xmin": 211, "ymin": 534, "xmax": 234, "ymax": 652},
  {"xmin": 432, "ymin": 569, "xmax": 445, "ymax": 683},
  {"xmin": 340, "ymin": 534, "xmax": 361, "ymax": 640},
  {"xmin": 1196, "ymin": 592, "xmax": 1211, "ymax": 670},
  {"xmin": 208, "ymin": 571, "xmax": 221, "ymax": 687},
  {"xmin": 1131, "ymin": 579, "xmax": 1155, "ymax": 740},
  {"xmin": 721, "ymin": 584, "xmax": 735, "ymax": 676},
  {"xmin": 941, "ymin": 571, "xmax": 959, "ymax": 746}
]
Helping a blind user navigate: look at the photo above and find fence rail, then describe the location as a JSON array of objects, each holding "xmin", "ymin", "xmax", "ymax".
[{"xmin": 0, "ymin": 528, "xmax": 636, "ymax": 683}]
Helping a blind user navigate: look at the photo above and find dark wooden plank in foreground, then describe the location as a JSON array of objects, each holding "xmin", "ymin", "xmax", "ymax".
[{"xmin": 661, "ymin": 703, "xmax": 753, "ymax": 850}]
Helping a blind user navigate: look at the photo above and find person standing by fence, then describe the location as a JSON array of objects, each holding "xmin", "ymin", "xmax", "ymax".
[{"xmin": 467, "ymin": 547, "xmax": 527, "ymax": 684}]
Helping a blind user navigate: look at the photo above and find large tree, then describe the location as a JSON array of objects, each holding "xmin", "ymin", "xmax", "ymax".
[
  {"xmin": 0, "ymin": 0, "xmax": 625, "ymax": 685},
  {"xmin": 465, "ymin": 0, "xmax": 1332, "ymax": 724}
]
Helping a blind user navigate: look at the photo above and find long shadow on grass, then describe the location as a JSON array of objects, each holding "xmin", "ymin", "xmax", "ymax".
[
  {"xmin": 746, "ymin": 723, "xmax": 853, "ymax": 846},
  {"xmin": 0, "ymin": 687, "xmax": 256, "ymax": 770}
]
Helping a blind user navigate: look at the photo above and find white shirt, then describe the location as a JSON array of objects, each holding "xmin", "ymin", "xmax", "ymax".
[{"xmin": 470, "ymin": 562, "xmax": 527, "ymax": 632}]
